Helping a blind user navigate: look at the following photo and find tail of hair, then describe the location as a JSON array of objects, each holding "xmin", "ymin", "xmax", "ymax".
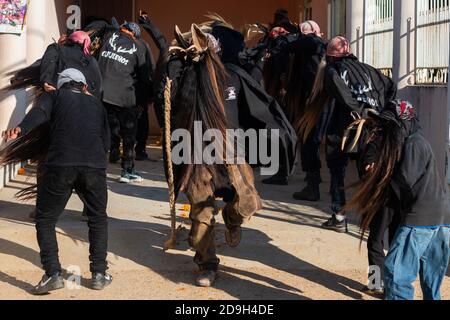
[
  {"xmin": 163, "ymin": 24, "xmax": 228, "ymax": 250},
  {"xmin": 0, "ymin": 123, "xmax": 50, "ymax": 201},
  {"xmin": 170, "ymin": 24, "xmax": 228, "ymax": 195},
  {"xmin": 3, "ymin": 61, "xmax": 43, "ymax": 98},
  {"xmin": 296, "ymin": 56, "xmax": 329, "ymax": 142},
  {"xmin": 344, "ymin": 122, "xmax": 403, "ymax": 243},
  {"xmin": 203, "ymin": 12, "xmax": 234, "ymax": 30}
]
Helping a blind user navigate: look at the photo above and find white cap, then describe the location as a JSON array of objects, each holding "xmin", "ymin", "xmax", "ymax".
[{"xmin": 57, "ymin": 68, "xmax": 87, "ymax": 90}]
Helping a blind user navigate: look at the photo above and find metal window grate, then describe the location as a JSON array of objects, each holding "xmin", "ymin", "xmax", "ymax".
[
  {"xmin": 416, "ymin": 0, "xmax": 449, "ymax": 84},
  {"xmin": 365, "ymin": 0, "xmax": 394, "ymax": 74}
]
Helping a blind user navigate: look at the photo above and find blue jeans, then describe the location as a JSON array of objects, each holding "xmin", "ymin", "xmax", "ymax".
[{"xmin": 384, "ymin": 226, "xmax": 450, "ymax": 300}]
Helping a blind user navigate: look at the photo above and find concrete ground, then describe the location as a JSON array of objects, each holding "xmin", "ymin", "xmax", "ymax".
[{"xmin": 0, "ymin": 146, "xmax": 448, "ymax": 300}]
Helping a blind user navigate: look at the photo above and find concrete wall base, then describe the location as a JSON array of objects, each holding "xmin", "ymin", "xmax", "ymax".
[{"xmin": 0, "ymin": 163, "xmax": 20, "ymax": 191}]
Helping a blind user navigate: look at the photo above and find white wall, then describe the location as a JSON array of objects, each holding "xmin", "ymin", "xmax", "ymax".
[
  {"xmin": 398, "ymin": 86, "xmax": 448, "ymax": 181},
  {"xmin": 0, "ymin": 0, "xmax": 74, "ymax": 189}
]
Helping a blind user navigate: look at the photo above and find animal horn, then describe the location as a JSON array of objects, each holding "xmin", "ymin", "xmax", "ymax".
[
  {"xmin": 174, "ymin": 25, "xmax": 189, "ymax": 48},
  {"xmin": 191, "ymin": 23, "xmax": 208, "ymax": 50}
]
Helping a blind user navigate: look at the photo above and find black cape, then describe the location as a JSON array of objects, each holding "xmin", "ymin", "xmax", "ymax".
[{"xmin": 225, "ymin": 63, "xmax": 298, "ymax": 175}]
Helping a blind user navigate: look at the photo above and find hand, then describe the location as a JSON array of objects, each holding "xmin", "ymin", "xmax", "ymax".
[
  {"xmin": 365, "ymin": 163, "xmax": 375, "ymax": 172},
  {"xmin": 44, "ymin": 83, "xmax": 57, "ymax": 92},
  {"xmin": 139, "ymin": 10, "xmax": 149, "ymax": 23},
  {"xmin": 2, "ymin": 127, "xmax": 22, "ymax": 142},
  {"xmin": 58, "ymin": 34, "xmax": 68, "ymax": 45}
]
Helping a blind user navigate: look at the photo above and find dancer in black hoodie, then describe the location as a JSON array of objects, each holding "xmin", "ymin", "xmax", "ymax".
[
  {"xmin": 264, "ymin": 21, "xmax": 326, "ymax": 187},
  {"xmin": 98, "ymin": 22, "xmax": 150, "ymax": 183},
  {"xmin": 319, "ymin": 36, "xmax": 397, "ymax": 233},
  {"xmin": 40, "ymin": 31, "xmax": 103, "ymax": 99}
]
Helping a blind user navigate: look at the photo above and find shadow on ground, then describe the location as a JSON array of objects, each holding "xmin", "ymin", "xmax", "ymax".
[{"xmin": 0, "ymin": 198, "xmax": 365, "ymax": 299}]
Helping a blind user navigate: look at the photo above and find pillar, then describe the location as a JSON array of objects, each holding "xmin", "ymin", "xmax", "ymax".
[
  {"xmin": 392, "ymin": 0, "xmax": 416, "ymax": 90},
  {"xmin": 0, "ymin": 29, "xmax": 28, "ymax": 188},
  {"xmin": 447, "ymin": 29, "xmax": 450, "ymax": 183},
  {"xmin": 26, "ymin": 0, "xmax": 48, "ymax": 64},
  {"xmin": 346, "ymin": 0, "xmax": 364, "ymax": 60}
]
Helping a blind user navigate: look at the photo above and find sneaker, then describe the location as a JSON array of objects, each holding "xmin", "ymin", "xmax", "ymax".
[
  {"xmin": 91, "ymin": 272, "xmax": 113, "ymax": 290},
  {"xmin": 225, "ymin": 226, "xmax": 242, "ymax": 248},
  {"xmin": 321, "ymin": 214, "xmax": 348, "ymax": 233},
  {"xmin": 31, "ymin": 273, "xmax": 64, "ymax": 295},
  {"xmin": 293, "ymin": 184, "xmax": 320, "ymax": 202},
  {"xmin": 119, "ymin": 170, "xmax": 144, "ymax": 183},
  {"xmin": 195, "ymin": 270, "xmax": 217, "ymax": 288}
]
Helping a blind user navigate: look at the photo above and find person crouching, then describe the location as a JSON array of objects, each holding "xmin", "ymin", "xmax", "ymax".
[{"xmin": 347, "ymin": 100, "xmax": 450, "ymax": 300}]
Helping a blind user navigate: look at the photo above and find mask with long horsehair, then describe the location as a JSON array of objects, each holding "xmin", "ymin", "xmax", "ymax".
[{"xmin": 169, "ymin": 24, "xmax": 210, "ymax": 63}]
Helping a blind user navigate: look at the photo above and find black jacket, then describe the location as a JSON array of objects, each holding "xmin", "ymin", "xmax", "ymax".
[
  {"xmin": 325, "ymin": 55, "xmax": 397, "ymax": 114},
  {"xmin": 97, "ymin": 31, "xmax": 150, "ymax": 108},
  {"xmin": 324, "ymin": 56, "xmax": 397, "ymax": 159},
  {"xmin": 225, "ymin": 63, "xmax": 298, "ymax": 175},
  {"xmin": 40, "ymin": 43, "xmax": 103, "ymax": 99},
  {"xmin": 390, "ymin": 132, "xmax": 450, "ymax": 227},
  {"xmin": 19, "ymin": 90, "xmax": 110, "ymax": 169}
]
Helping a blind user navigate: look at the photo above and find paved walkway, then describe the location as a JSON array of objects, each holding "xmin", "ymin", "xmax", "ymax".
[{"xmin": 0, "ymin": 147, "xmax": 448, "ymax": 300}]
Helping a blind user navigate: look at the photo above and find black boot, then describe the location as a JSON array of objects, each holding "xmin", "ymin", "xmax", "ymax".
[{"xmin": 293, "ymin": 172, "xmax": 321, "ymax": 201}]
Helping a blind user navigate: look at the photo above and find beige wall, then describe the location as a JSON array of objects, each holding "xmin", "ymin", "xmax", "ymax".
[
  {"xmin": 0, "ymin": 0, "xmax": 75, "ymax": 188},
  {"xmin": 298, "ymin": 0, "xmax": 330, "ymax": 39}
]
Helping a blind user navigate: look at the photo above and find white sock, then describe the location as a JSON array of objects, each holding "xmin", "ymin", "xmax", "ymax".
[{"xmin": 335, "ymin": 214, "xmax": 346, "ymax": 222}]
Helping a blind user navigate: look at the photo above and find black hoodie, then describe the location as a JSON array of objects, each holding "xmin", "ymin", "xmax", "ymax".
[
  {"xmin": 362, "ymin": 110, "xmax": 450, "ymax": 228},
  {"xmin": 97, "ymin": 31, "xmax": 150, "ymax": 108},
  {"xmin": 324, "ymin": 55, "xmax": 397, "ymax": 158},
  {"xmin": 40, "ymin": 43, "xmax": 103, "ymax": 100},
  {"xmin": 325, "ymin": 55, "xmax": 397, "ymax": 114},
  {"xmin": 391, "ymin": 130, "xmax": 450, "ymax": 227}
]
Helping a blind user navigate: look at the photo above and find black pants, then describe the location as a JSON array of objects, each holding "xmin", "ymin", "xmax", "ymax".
[
  {"xmin": 105, "ymin": 103, "xmax": 138, "ymax": 171},
  {"xmin": 367, "ymin": 207, "xmax": 401, "ymax": 282},
  {"xmin": 136, "ymin": 106, "xmax": 149, "ymax": 154},
  {"xmin": 36, "ymin": 166, "xmax": 108, "ymax": 276},
  {"xmin": 326, "ymin": 133, "xmax": 349, "ymax": 213},
  {"xmin": 301, "ymin": 127, "xmax": 322, "ymax": 173}
]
